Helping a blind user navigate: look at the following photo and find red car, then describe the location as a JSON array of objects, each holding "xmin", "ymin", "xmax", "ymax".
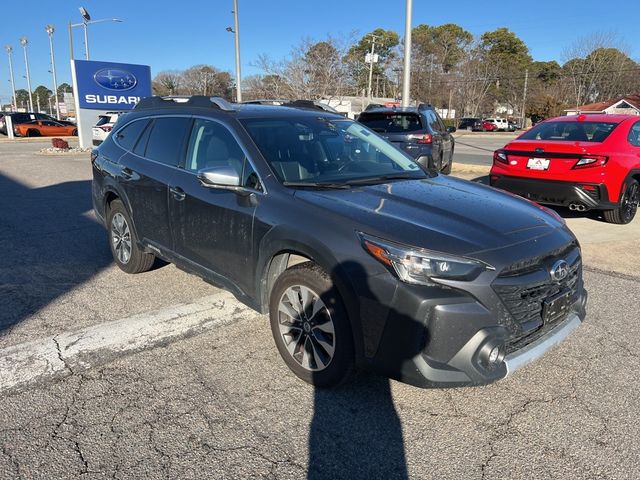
[
  {"xmin": 490, "ymin": 114, "xmax": 640, "ymax": 224},
  {"xmin": 482, "ymin": 120, "xmax": 497, "ymax": 132}
]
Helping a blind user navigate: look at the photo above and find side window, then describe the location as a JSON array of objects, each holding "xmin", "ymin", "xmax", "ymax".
[
  {"xmin": 133, "ymin": 120, "xmax": 153, "ymax": 156},
  {"xmin": 240, "ymin": 159, "xmax": 263, "ymax": 192},
  {"xmin": 628, "ymin": 121, "xmax": 640, "ymax": 147},
  {"xmin": 144, "ymin": 117, "xmax": 191, "ymax": 166},
  {"xmin": 426, "ymin": 111, "xmax": 442, "ymax": 133},
  {"xmin": 116, "ymin": 119, "xmax": 149, "ymax": 151},
  {"xmin": 185, "ymin": 119, "xmax": 245, "ymax": 174}
]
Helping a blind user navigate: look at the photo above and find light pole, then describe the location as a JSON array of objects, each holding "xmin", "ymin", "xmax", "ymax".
[
  {"xmin": 69, "ymin": 7, "xmax": 123, "ymax": 60},
  {"xmin": 366, "ymin": 34, "xmax": 378, "ymax": 99},
  {"xmin": 4, "ymin": 45, "xmax": 17, "ymax": 111},
  {"xmin": 19, "ymin": 37, "xmax": 33, "ymax": 112},
  {"xmin": 401, "ymin": 0, "xmax": 413, "ymax": 107},
  {"xmin": 226, "ymin": 0, "xmax": 242, "ymax": 102},
  {"xmin": 45, "ymin": 25, "xmax": 60, "ymax": 119}
]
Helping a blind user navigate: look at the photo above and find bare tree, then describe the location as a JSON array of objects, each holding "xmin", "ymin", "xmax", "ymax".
[
  {"xmin": 253, "ymin": 36, "xmax": 352, "ymax": 100},
  {"xmin": 562, "ymin": 32, "xmax": 639, "ymax": 107},
  {"xmin": 152, "ymin": 70, "xmax": 182, "ymax": 95}
]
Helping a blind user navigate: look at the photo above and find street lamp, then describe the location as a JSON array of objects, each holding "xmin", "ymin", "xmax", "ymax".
[
  {"xmin": 226, "ymin": 0, "xmax": 242, "ymax": 102},
  {"xmin": 69, "ymin": 7, "xmax": 123, "ymax": 60},
  {"xmin": 19, "ymin": 37, "xmax": 34, "ymax": 112},
  {"xmin": 4, "ymin": 45, "xmax": 17, "ymax": 111},
  {"xmin": 45, "ymin": 24, "xmax": 60, "ymax": 119},
  {"xmin": 401, "ymin": 0, "xmax": 413, "ymax": 107}
]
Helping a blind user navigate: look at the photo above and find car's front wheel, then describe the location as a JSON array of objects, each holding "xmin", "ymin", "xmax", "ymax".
[
  {"xmin": 107, "ymin": 199, "xmax": 155, "ymax": 273},
  {"xmin": 269, "ymin": 263, "xmax": 354, "ymax": 388}
]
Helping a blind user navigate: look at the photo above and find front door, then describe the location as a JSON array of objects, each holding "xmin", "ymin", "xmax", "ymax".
[{"xmin": 169, "ymin": 118, "xmax": 261, "ymax": 294}]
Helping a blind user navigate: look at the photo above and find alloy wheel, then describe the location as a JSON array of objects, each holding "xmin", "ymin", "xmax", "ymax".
[
  {"xmin": 111, "ymin": 212, "xmax": 132, "ymax": 264},
  {"xmin": 622, "ymin": 182, "xmax": 639, "ymax": 223},
  {"xmin": 277, "ymin": 285, "xmax": 336, "ymax": 372}
]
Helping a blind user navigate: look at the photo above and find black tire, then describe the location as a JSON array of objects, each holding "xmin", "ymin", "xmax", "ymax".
[
  {"xmin": 106, "ymin": 199, "xmax": 155, "ymax": 273},
  {"xmin": 269, "ymin": 263, "xmax": 354, "ymax": 388},
  {"xmin": 71, "ymin": 129, "xmax": 78, "ymax": 136},
  {"xmin": 603, "ymin": 180, "xmax": 639, "ymax": 224},
  {"xmin": 442, "ymin": 149, "xmax": 453, "ymax": 175},
  {"xmin": 27, "ymin": 129, "xmax": 40, "ymax": 137}
]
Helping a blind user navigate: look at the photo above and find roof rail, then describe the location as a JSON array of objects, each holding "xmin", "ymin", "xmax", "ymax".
[
  {"xmin": 134, "ymin": 95, "xmax": 236, "ymax": 111},
  {"xmin": 282, "ymin": 100, "xmax": 340, "ymax": 114},
  {"xmin": 417, "ymin": 103, "xmax": 433, "ymax": 111}
]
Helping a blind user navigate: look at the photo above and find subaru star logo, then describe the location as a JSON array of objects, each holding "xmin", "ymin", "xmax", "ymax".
[
  {"xmin": 550, "ymin": 260, "xmax": 569, "ymax": 282},
  {"xmin": 94, "ymin": 68, "xmax": 137, "ymax": 91}
]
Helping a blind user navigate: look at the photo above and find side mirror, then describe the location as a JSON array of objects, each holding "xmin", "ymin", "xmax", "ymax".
[
  {"xmin": 197, "ymin": 165, "xmax": 240, "ymax": 190},
  {"xmin": 446, "ymin": 126, "xmax": 457, "ymax": 133}
]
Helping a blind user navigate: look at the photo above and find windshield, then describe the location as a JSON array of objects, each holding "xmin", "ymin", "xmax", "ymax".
[
  {"xmin": 357, "ymin": 112, "xmax": 423, "ymax": 133},
  {"xmin": 520, "ymin": 121, "xmax": 618, "ymax": 142},
  {"xmin": 241, "ymin": 117, "xmax": 426, "ymax": 186}
]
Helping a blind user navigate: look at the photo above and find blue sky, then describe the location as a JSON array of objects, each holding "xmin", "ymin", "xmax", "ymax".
[{"xmin": 0, "ymin": 0, "xmax": 636, "ymax": 102}]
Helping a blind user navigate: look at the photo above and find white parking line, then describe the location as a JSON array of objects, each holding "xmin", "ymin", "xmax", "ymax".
[{"xmin": 0, "ymin": 292, "xmax": 258, "ymax": 392}]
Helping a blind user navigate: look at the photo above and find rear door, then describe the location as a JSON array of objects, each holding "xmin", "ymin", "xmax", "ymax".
[
  {"xmin": 117, "ymin": 116, "xmax": 191, "ymax": 251},
  {"xmin": 169, "ymin": 117, "xmax": 260, "ymax": 293}
]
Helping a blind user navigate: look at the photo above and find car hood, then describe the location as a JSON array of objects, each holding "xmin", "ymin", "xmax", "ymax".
[{"xmin": 294, "ymin": 175, "xmax": 569, "ymax": 260}]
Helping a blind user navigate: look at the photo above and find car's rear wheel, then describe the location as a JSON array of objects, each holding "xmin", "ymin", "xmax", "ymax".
[
  {"xmin": 71, "ymin": 129, "xmax": 78, "ymax": 136},
  {"xmin": 107, "ymin": 199, "xmax": 155, "ymax": 273},
  {"xmin": 269, "ymin": 263, "xmax": 354, "ymax": 388},
  {"xmin": 603, "ymin": 180, "xmax": 639, "ymax": 224}
]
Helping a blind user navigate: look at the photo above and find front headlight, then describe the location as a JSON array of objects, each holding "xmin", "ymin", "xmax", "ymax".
[{"xmin": 359, "ymin": 233, "xmax": 493, "ymax": 284}]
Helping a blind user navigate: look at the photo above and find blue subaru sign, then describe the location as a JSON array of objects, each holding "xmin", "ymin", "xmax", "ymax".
[{"xmin": 73, "ymin": 60, "xmax": 151, "ymax": 110}]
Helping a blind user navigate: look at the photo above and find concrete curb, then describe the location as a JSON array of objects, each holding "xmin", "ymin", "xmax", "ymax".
[
  {"xmin": 0, "ymin": 291, "xmax": 257, "ymax": 392},
  {"xmin": 451, "ymin": 163, "xmax": 490, "ymax": 174}
]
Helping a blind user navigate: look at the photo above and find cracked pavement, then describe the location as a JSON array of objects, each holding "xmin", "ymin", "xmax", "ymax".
[{"xmin": 1, "ymin": 141, "xmax": 639, "ymax": 479}]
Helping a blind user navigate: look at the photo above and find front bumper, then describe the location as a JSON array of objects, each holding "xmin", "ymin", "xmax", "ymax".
[
  {"xmin": 357, "ymin": 242, "xmax": 587, "ymax": 388},
  {"xmin": 490, "ymin": 175, "xmax": 616, "ymax": 209}
]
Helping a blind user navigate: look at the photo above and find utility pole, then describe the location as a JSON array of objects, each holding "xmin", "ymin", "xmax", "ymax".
[
  {"xmin": 521, "ymin": 69, "xmax": 529, "ymax": 128},
  {"xmin": 401, "ymin": 0, "xmax": 413, "ymax": 107},
  {"xmin": 233, "ymin": 0, "xmax": 242, "ymax": 102},
  {"xmin": 366, "ymin": 34, "xmax": 378, "ymax": 99}
]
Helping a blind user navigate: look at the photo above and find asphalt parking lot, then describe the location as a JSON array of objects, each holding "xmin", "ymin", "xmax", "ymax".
[{"xmin": 1, "ymin": 139, "xmax": 639, "ymax": 479}]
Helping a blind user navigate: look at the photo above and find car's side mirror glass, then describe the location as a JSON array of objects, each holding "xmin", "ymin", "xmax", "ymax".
[
  {"xmin": 197, "ymin": 166, "xmax": 240, "ymax": 190},
  {"xmin": 446, "ymin": 126, "xmax": 456, "ymax": 133}
]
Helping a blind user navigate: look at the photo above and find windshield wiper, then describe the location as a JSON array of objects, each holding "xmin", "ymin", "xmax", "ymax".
[
  {"xmin": 282, "ymin": 181, "xmax": 352, "ymax": 190},
  {"xmin": 342, "ymin": 173, "xmax": 424, "ymax": 185}
]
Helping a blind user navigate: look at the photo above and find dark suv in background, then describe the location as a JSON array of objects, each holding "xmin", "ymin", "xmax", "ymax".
[
  {"xmin": 357, "ymin": 104, "xmax": 456, "ymax": 174},
  {"xmin": 92, "ymin": 96, "xmax": 586, "ymax": 389}
]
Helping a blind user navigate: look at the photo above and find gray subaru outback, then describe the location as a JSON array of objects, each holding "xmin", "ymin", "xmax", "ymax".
[{"xmin": 91, "ymin": 96, "xmax": 586, "ymax": 388}]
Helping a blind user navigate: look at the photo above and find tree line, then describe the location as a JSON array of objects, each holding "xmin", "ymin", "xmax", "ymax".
[{"xmin": 153, "ymin": 26, "xmax": 639, "ymax": 122}]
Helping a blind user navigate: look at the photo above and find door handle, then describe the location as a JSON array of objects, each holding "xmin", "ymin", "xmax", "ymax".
[
  {"xmin": 170, "ymin": 186, "xmax": 186, "ymax": 201},
  {"xmin": 121, "ymin": 167, "xmax": 134, "ymax": 180}
]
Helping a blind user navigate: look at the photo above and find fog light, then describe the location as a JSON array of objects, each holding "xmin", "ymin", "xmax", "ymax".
[{"xmin": 488, "ymin": 346, "xmax": 501, "ymax": 365}]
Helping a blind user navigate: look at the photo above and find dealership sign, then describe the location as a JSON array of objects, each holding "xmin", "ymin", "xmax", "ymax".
[{"xmin": 72, "ymin": 60, "xmax": 152, "ymax": 110}]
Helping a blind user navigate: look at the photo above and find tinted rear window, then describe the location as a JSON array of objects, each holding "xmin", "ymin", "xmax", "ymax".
[
  {"xmin": 358, "ymin": 112, "xmax": 423, "ymax": 133},
  {"xmin": 144, "ymin": 117, "xmax": 191, "ymax": 166},
  {"xmin": 115, "ymin": 119, "xmax": 149, "ymax": 151},
  {"xmin": 520, "ymin": 121, "xmax": 618, "ymax": 142}
]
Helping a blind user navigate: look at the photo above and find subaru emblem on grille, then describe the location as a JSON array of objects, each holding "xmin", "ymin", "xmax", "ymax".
[{"xmin": 550, "ymin": 260, "xmax": 569, "ymax": 282}]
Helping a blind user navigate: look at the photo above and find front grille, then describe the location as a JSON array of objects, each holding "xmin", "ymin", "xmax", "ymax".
[{"xmin": 493, "ymin": 246, "xmax": 582, "ymax": 353}]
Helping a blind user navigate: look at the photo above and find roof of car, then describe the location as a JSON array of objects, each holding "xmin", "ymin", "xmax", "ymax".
[
  {"xmin": 544, "ymin": 114, "xmax": 634, "ymax": 124},
  {"xmin": 131, "ymin": 96, "xmax": 345, "ymax": 121}
]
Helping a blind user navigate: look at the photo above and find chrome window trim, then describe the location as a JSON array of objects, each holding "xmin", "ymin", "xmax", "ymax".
[{"xmin": 114, "ymin": 113, "xmax": 266, "ymax": 195}]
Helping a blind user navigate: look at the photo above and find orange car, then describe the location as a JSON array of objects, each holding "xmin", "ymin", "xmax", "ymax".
[{"xmin": 15, "ymin": 120, "xmax": 78, "ymax": 137}]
